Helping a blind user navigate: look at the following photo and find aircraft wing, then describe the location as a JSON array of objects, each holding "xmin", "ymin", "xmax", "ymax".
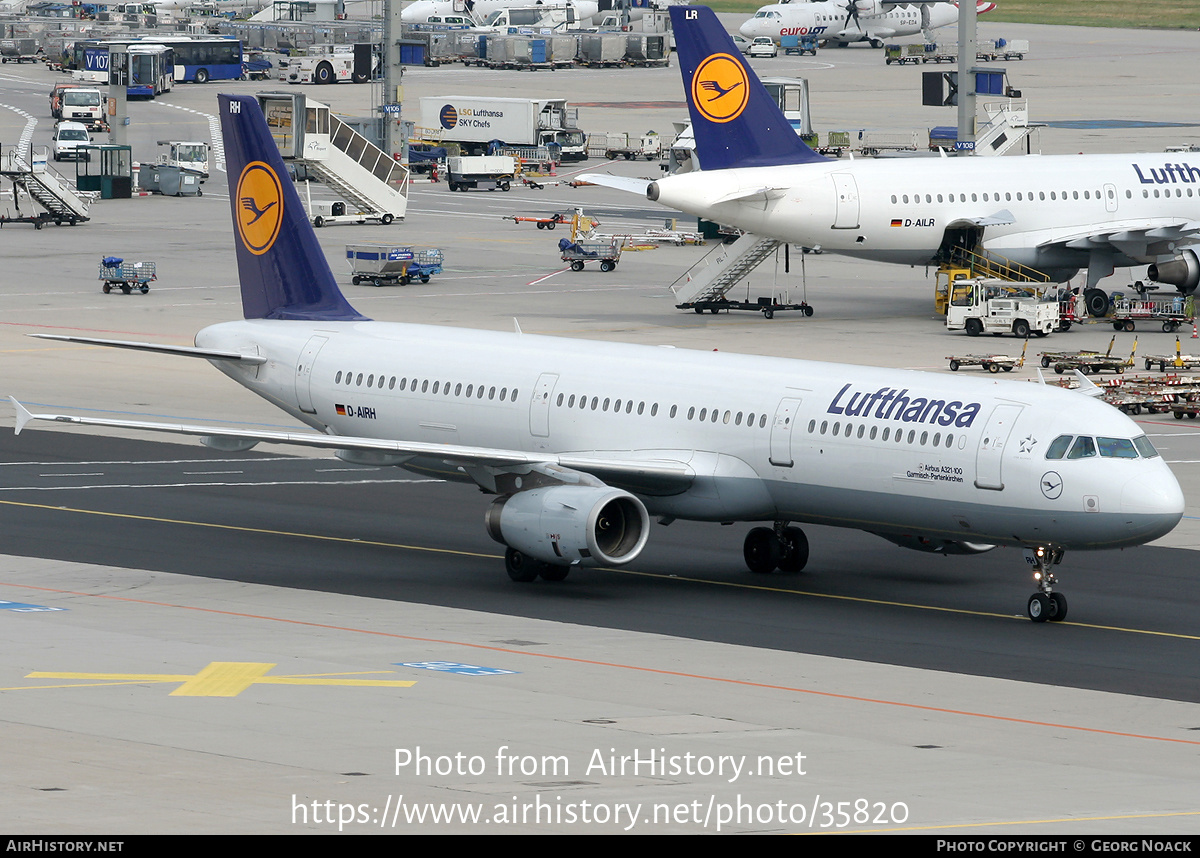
[
  {"xmin": 1011, "ymin": 218, "xmax": 1200, "ymax": 258},
  {"xmin": 9, "ymin": 397, "xmax": 695, "ymax": 495}
]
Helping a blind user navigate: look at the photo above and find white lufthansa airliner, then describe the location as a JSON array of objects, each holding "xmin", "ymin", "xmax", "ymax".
[
  {"xmin": 11, "ymin": 93, "xmax": 1183, "ymax": 622},
  {"xmin": 740, "ymin": 0, "xmax": 995, "ymax": 47},
  {"xmin": 586, "ymin": 6, "xmax": 1200, "ymax": 316}
]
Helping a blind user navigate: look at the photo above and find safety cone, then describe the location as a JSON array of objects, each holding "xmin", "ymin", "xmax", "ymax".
[{"xmin": 1192, "ymin": 322, "xmax": 1198, "ymax": 339}]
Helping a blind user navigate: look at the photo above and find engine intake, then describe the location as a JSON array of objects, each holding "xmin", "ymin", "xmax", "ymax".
[
  {"xmin": 1148, "ymin": 250, "xmax": 1200, "ymax": 294},
  {"xmin": 486, "ymin": 486, "xmax": 650, "ymax": 567}
]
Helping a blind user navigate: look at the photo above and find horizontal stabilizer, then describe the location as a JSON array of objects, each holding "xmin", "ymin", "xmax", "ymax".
[
  {"xmin": 30, "ymin": 334, "xmax": 267, "ymax": 364},
  {"xmin": 576, "ymin": 174, "xmax": 652, "ymax": 196}
]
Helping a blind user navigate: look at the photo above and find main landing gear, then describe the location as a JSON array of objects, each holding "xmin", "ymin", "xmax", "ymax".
[
  {"xmin": 1026, "ymin": 545, "xmax": 1068, "ymax": 623},
  {"xmin": 505, "ymin": 547, "xmax": 570, "ymax": 582},
  {"xmin": 744, "ymin": 522, "xmax": 809, "ymax": 574}
]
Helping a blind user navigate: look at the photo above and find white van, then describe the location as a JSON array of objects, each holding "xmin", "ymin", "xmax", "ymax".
[{"xmin": 52, "ymin": 122, "xmax": 91, "ymax": 161}]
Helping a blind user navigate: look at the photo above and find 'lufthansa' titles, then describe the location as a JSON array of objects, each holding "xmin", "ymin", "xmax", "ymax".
[{"xmin": 826, "ymin": 384, "xmax": 981, "ymax": 427}]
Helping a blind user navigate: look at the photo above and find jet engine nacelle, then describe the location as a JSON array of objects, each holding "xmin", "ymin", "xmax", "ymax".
[
  {"xmin": 876, "ymin": 533, "xmax": 997, "ymax": 555},
  {"xmin": 855, "ymin": 0, "xmax": 883, "ymax": 17},
  {"xmin": 485, "ymin": 485, "xmax": 650, "ymax": 567},
  {"xmin": 1147, "ymin": 249, "xmax": 1200, "ymax": 295}
]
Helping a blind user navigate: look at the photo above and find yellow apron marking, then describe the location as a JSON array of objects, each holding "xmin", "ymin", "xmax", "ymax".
[{"xmin": 22, "ymin": 662, "xmax": 417, "ymax": 697}]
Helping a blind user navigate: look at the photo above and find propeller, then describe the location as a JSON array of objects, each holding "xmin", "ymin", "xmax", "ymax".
[{"xmin": 842, "ymin": 0, "xmax": 860, "ymax": 30}]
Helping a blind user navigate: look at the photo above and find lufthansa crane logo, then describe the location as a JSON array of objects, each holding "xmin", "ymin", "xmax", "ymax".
[
  {"xmin": 235, "ymin": 161, "xmax": 283, "ymax": 256},
  {"xmin": 691, "ymin": 53, "xmax": 750, "ymax": 124}
]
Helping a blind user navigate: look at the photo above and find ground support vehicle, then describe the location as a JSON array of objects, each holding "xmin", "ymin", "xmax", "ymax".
[
  {"xmin": 884, "ymin": 44, "xmax": 924, "ymax": 65},
  {"xmin": 1142, "ymin": 338, "xmax": 1200, "ymax": 372},
  {"xmin": 1108, "ymin": 294, "xmax": 1192, "ymax": 333},
  {"xmin": 284, "ymin": 44, "xmax": 372, "ymax": 85},
  {"xmin": 56, "ymin": 88, "xmax": 107, "ymax": 132},
  {"xmin": 679, "ymin": 296, "xmax": 813, "ymax": 320},
  {"xmin": 947, "ymin": 342, "xmax": 1026, "ymax": 373},
  {"xmin": 815, "ymin": 131, "xmax": 852, "ymax": 156},
  {"xmin": 945, "ymin": 278, "xmax": 1059, "ymax": 338},
  {"xmin": 505, "ymin": 213, "xmax": 571, "ymax": 230},
  {"xmin": 1, "ymin": 39, "xmax": 40, "ymax": 64},
  {"xmin": 923, "ymin": 43, "xmax": 956, "ymax": 63},
  {"xmin": 591, "ymin": 132, "xmax": 661, "ymax": 162},
  {"xmin": 98, "ymin": 258, "xmax": 155, "ymax": 294},
  {"xmin": 559, "ymin": 238, "xmax": 621, "ymax": 272},
  {"xmin": 418, "ymin": 97, "xmax": 587, "ymax": 162},
  {"xmin": 446, "ymin": 155, "xmax": 516, "ymax": 192},
  {"xmin": 346, "ymin": 245, "xmax": 444, "ymax": 286},
  {"xmin": 309, "ymin": 199, "xmax": 396, "ymax": 227},
  {"xmin": 977, "ymin": 38, "xmax": 1028, "ymax": 61},
  {"xmin": 1041, "ymin": 350, "xmax": 1132, "ymax": 375},
  {"xmin": 782, "ymin": 35, "xmax": 818, "ymax": 56}
]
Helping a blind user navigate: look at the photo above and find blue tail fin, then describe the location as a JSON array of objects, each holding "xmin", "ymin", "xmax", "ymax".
[
  {"xmin": 217, "ymin": 93, "xmax": 367, "ymax": 322},
  {"xmin": 670, "ymin": 6, "xmax": 827, "ymax": 171}
]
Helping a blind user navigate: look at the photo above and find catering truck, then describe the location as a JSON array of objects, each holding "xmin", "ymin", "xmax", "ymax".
[{"xmin": 418, "ymin": 96, "xmax": 587, "ymax": 162}]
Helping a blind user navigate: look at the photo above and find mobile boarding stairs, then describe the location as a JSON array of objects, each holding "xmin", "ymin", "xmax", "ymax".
[
  {"xmin": 0, "ymin": 145, "xmax": 95, "ymax": 228},
  {"xmin": 256, "ymin": 92, "xmax": 408, "ymax": 226}
]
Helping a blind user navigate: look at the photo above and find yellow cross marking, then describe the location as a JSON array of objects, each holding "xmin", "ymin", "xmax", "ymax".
[{"xmin": 21, "ymin": 662, "xmax": 417, "ymax": 698}]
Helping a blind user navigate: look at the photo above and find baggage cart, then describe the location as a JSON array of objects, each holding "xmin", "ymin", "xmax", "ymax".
[
  {"xmin": 559, "ymin": 238, "xmax": 621, "ymax": 272},
  {"xmin": 346, "ymin": 245, "xmax": 444, "ymax": 286},
  {"xmin": 98, "ymin": 257, "xmax": 155, "ymax": 294},
  {"xmin": 1108, "ymin": 293, "xmax": 1192, "ymax": 333},
  {"xmin": 947, "ymin": 342, "xmax": 1027, "ymax": 373}
]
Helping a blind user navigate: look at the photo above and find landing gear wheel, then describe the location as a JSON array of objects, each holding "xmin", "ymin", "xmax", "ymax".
[
  {"xmin": 744, "ymin": 527, "xmax": 782, "ymax": 574},
  {"xmin": 777, "ymin": 527, "xmax": 809, "ymax": 573},
  {"xmin": 1049, "ymin": 592, "xmax": 1068, "ymax": 622},
  {"xmin": 505, "ymin": 547, "xmax": 540, "ymax": 582},
  {"xmin": 539, "ymin": 565, "xmax": 569, "ymax": 582},
  {"xmin": 1027, "ymin": 592, "xmax": 1051, "ymax": 622},
  {"xmin": 1084, "ymin": 288, "xmax": 1110, "ymax": 317}
]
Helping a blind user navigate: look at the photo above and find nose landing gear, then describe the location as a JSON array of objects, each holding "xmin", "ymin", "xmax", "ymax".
[{"xmin": 1026, "ymin": 546, "xmax": 1068, "ymax": 622}]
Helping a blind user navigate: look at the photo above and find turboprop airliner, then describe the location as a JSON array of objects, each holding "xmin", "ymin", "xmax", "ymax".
[
  {"xmin": 740, "ymin": 0, "xmax": 995, "ymax": 48},
  {"xmin": 10, "ymin": 94, "xmax": 1183, "ymax": 622},
  {"xmin": 585, "ymin": 6, "xmax": 1200, "ymax": 317}
]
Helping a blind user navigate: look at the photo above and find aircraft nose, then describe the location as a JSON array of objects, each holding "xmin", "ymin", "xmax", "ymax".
[
  {"xmin": 738, "ymin": 20, "xmax": 756, "ymax": 37},
  {"xmin": 1120, "ymin": 470, "xmax": 1185, "ymax": 540}
]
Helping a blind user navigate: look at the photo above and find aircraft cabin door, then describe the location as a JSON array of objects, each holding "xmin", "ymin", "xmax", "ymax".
[
  {"xmin": 769, "ymin": 397, "xmax": 803, "ymax": 467},
  {"xmin": 974, "ymin": 403, "xmax": 1023, "ymax": 490},
  {"xmin": 831, "ymin": 173, "xmax": 860, "ymax": 230},
  {"xmin": 295, "ymin": 335, "xmax": 328, "ymax": 415},
  {"xmin": 529, "ymin": 372, "xmax": 558, "ymax": 438}
]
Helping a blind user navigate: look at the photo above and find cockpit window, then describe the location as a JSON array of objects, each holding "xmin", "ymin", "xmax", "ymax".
[
  {"xmin": 1067, "ymin": 436, "xmax": 1096, "ymax": 459},
  {"xmin": 1132, "ymin": 435, "xmax": 1159, "ymax": 458},
  {"xmin": 1045, "ymin": 435, "xmax": 1072, "ymax": 459},
  {"xmin": 1097, "ymin": 437, "xmax": 1138, "ymax": 458}
]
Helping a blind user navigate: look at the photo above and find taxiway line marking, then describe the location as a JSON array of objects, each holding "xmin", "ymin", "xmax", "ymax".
[
  {"xmin": 2, "ymin": 586, "xmax": 1199, "ymax": 746},
  {"xmin": 1, "ymin": 499, "xmax": 1198, "ymax": 639}
]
